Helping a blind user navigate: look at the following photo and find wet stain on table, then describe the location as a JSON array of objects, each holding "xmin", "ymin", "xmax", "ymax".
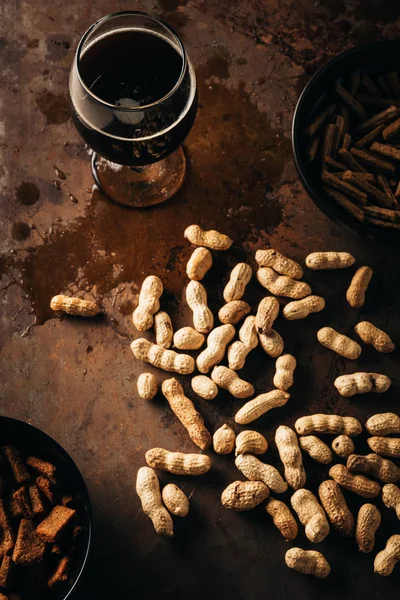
[
  {"xmin": 16, "ymin": 182, "xmax": 40, "ymax": 206},
  {"xmin": 36, "ymin": 90, "xmax": 70, "ymax": 125}
]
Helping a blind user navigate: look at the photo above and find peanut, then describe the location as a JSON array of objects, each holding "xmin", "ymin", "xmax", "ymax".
[
  {"xmin": 290, "ymin": 489, "xmax": 330, "ymax": 543},
  {"xmin": 265, "ymin": 499, "xmax": 298, "ymax": 541},
  {"xmin": 332, "ymin": 435, "xmax": 355, "ymax": 459},
  {"xmin": 235, "ymin": 431, "xmax": 268, "ymax": 457},
  {"xmin": 295, "ymin": 415, "xmax": 362, "ymax": 437},
  {"xmin": 186, "ymin": 280, "xmax": 214, "ymax": 334},
  {"xmin": 317, "ymin": 327, "xmax": 361, "ymax": 359},
  {"xmin": 191, "ymin": 375, "xmax": 218, "ymax": 400},
  {"xmin": 346, "ymin": 266, "xmax": 373, "ymax": 309},
  {"xmin": 184, "ymin": 224, "xmax": 233, "ymax": 251},
  {"xmin": 275, "ymin": 426, "xmax": 306, "ymax": 490},
  {"xmin": 356, "ymin": 504, "xmax": 381, "ymax": 553},
  {"xmin": 154, "ymin": 311, "xmax": 173, "ymax": 349},
  {"xmin": 366, "ymin": 413, "xmax": 400, "ymax": 436},
  {"xmin": 223, "ymin": 263, "xmax": 252, "ymax": 302},
  {"xmin": 258, "ymin": 329, "xmax": 284, "ymax": 357},
  {"xmin": 196, "ymin": 324, "xmax": 235, "ymax": 373},
  {"xmin": 137, "ymin": 373, "xmax": 158, "ymax": 400},
  {"xmin": 136, "ymin": 467, "xmax": 173, "ymax": 537},
  {"xmin": 50, "ymin": 294, "xmax": 101, "ymax": 317},
  {"xmin": 299, "ymin": 437, "xmax": 333, "ymax": 464},
  {"xmin": 306, "ymin": 252, "xmax": 355, "ymax": 270},
  {"xmin": 255, "ymin": 249, "xmax": 303, "ymax": 279},
  {"xmin": 218, "ymin": 300, "xmax": 251, "ymax": 325},
  {"xmin": 382, "ymin": 484, "xmax": 400, "ymax": 518},
  {"xmin": 329, "ymin": 464, "xmax": 381, "ymax": 498},
  {"xmin": 235, "ymin": 454, "xmax": 288, "ymax": 494},
  {"xmin": 221, "ymin": 481, "xmax": 269, "ymax": 511},
  {"xmin": 132, "ymin": 276, "xmax": 163, "ymax": 331},
  {"xmin": 162, "ymin": 484, "xmax": 189, "ymax": 517},
  {"xmin": 213, "ymin": 424, "xmax": 236, "ymax": 455},
  {"xmin": 186, "ymin": 247, "xmax": 212, "ymax": 281},
  {"xmin": 374, "ymin": 535, "xmax": 400, "ymax": 576},
  {"xmin": 347, "ymin": 453, "xmax": 400, "ymax": 483},
  {"xmin": 173, "ymin": 327, "xmax": 205, "ymax": 350},
  {"xmin": 131, "ymin": 339, "xmax": 195, "ymax": 375},
  {"xmin": 145, "ymin": 448, "xmax": 211, "ymax": 475},
  {"xmin": 283, "ymin": 296, "xmax": 325, "ymax": 320},
  {"xmin": 334, "ymin": 373, "xmax": 391, "ymax": 397},
  {"xmin": 235, "ymin": 390, "xmax": 290, "ymax": 425},
  {"xmin": 161, "ymin": 378, "xmax": 211, "ymax": 450},
  {"xmin": 211, "ymin": 365, "xmax": 254, "ymax": 399},
  {"xmin": 255, "ymin": 297, "xmax": 280, "ymax": 334},
  {"xmin": 285, "ymin": 548, "xmax": 330, "ymax": 578},
  {"xmin": 257, "ymin": 267, "xmax": 311, "ymax": 299},
  {"xmin": 273, "ymin": 354, "xmax": 296, "ymax": 391},
  {"xmin": 318, "ymin": 480, "xmax": 354, "ymax": 536},
  {"xmin": 368, "ymin": 437, "xmax": 400, "ymax": 458},
  {"xmin": 354, "ymin": 321, "xmax": 395, "ymax": 353},
  {"xmin": 227, "ymin": 316, "xmax": 258, "ymax": 370}
]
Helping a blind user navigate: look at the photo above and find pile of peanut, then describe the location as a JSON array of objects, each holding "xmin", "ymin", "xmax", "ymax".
[{"xmin": 51, "ymin": 225, "xmax": 399, "ymax": 579}]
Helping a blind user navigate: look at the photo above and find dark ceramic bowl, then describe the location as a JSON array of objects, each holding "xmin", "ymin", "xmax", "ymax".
[
  {"xmin": 292, "ymin": 40, "xmax": 400, "ymax": 241},
  {"xmin": 0, "ymin": 416, "xmax": 92, "ymax": 600}
]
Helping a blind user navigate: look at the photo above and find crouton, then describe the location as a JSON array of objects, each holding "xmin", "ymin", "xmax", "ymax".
[
  {"xmin": 51, "ymin": 543, "xmax": 63, "ymax": 555},
  {"xmin": 9, "ymin": 494, "xmax": 22, "ymax": 519},
  {"xmin": 61, "ymin": 495, "xmax": 74, "ymax": 508},
  {"xmin": 72, "ymin": 524, "xmax": 82, "ymax": 540},
  {"xmin": 12, "ymin": 519, "xmax": 46, "ymax": 566},
  {"xmin": 28, "ymin": 485, "xmax": 45, "ymax": 518},
  {"xmin": 0, "ymin": 499, "xmax": 14, "ymax": 556},
  {"xmin": 36, "ymin": 476, "xmax": 55, "ymax": 504},
  {"xmin": 26, "ymin": 457, "xmax": 57, "ymax": 485},
  {"xmin": 36, "ymin": 506, "xmax": 76, "ymax": 543},
  {"xmin": 0, "ymin": 555, "xmax": 13, "ymax": 588},
  {"xmin": 12, "ymin": 487, "xmax": 33, "ymax": 520},
  {"xmin": 2, "ymin": 447, "xmax": 29, "ymax": 485},
  {"xmin": 48, "ymin": 556, "xmax": 71, "ymax": 588}
]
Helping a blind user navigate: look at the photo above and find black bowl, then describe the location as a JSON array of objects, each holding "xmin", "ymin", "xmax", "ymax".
[
  {"xmin": 292, "ymin": 39, "xmax": 400, "ymax": 241},
  {"xmin": 0, "ymin": 416, "xmax": 92, "ymax": 600}
]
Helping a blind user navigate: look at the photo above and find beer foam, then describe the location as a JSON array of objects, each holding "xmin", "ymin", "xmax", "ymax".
[{"xmin": 114, "ymin": 98, "xmax": 144, "ymax": 125}]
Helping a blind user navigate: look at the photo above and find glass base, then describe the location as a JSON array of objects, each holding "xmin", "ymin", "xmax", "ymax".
[{"xmin": 91, "ymin": 147, "xmax": 186, "ymax": 208}]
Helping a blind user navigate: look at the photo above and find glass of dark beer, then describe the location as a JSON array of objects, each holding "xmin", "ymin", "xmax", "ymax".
[{"xmin": 69, "ymin": 11, "xmax": 197, "ymax": 207}]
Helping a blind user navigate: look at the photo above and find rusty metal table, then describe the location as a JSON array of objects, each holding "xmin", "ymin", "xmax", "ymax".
[{"xmin": 1, "ymin": 1, "xmax": 400, "ymax": 598}]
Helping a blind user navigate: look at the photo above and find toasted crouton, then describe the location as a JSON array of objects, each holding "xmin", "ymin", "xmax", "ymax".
[
  {"xmin": 12, "ymin": 519, "xmax": 46, "ymax": 566},
  {"xmin": 9, "ymin": 493, "xmax": 22, "ymax": 519},
  {"xmin": 26, "ymin": 457, "xmax": 57, "ymax": 485},
  {"xmin": 2, "ymin": 447, "xmax": 29, "ymax": 484},
  {"xmin": 48, "ymin": 556, "xmax": 71, "ymax": 588},
  {"xmin": 61, "ymin": 495, "xmax": 74, "ymax": 508},
  {"xmin": 0, "ymin": 499, "xmax": 14, "ymax": 555},
  {"xmin": 28, "ymin": 485, "xmax": 46, "ymax": 518},
  {"xmin": 12, "ymin": 487, "xmax": 33, "ymax": 519},
  {"xmin": 36, "ymin": 476, "xmax": 55, "ymax": 504},
  {"xmin": 36, "ymin": 506, "xmax": 76, "ymax": 543},
  {"xmin": 51, "ymin": 543, "xmax": 63, "ymax": 555},
  {"xmin": 0, "ymin": 555, "xmax": 13, "ymax": 587}
]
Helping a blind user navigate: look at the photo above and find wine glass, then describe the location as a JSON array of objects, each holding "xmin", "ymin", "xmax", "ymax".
[{"xmin": 69, "ymin": 11, "xmax": 198, "ymax": 207}]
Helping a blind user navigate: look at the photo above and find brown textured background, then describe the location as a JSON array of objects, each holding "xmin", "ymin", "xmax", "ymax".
[{"xmin": 0, "ymin": 0, "xmax": 399, "ymax": 598}]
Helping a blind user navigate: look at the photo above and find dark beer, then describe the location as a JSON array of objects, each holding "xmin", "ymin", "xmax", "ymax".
[{"xmin": 71, "ymin": 28, "xmax": 197, "ymax": 166}]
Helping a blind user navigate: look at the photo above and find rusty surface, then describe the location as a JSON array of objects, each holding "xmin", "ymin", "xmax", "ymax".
[{"xmin": 1, "ymin": 0, "xmax": 400, "ymax": 597}]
